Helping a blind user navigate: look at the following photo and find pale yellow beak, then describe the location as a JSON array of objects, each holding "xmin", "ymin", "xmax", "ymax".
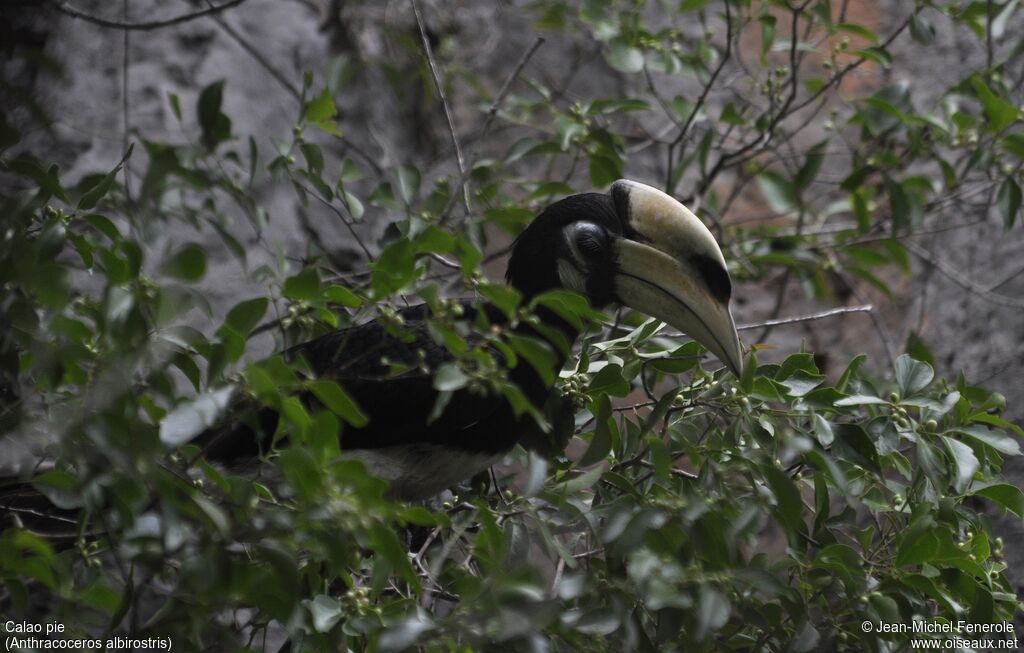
[{"xmin": 611, "ymin": 180, "xmax": 743, "ymax": 376}]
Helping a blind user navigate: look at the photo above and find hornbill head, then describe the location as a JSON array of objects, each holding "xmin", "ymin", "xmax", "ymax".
[{"xmin": 508, "ymin": 179, "xmax": 743, "ymax": 376}]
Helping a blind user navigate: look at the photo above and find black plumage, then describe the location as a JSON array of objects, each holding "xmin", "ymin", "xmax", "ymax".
[{"xmin": 197, "ymin": 193, "xmax": 622, "ymax": 498}]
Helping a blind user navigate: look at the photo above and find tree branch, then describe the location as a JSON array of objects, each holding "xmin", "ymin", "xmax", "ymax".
[
  {"xmin": 52, "ymin": 0, "xmax": 248, "ymax": 31},
  {"xmin": 736, "ymin": 304, "xmax": 874, "ymax": 331},
  {"xmin": 410, "ymin": 0, "xmax": 470, "ymax": 217}
]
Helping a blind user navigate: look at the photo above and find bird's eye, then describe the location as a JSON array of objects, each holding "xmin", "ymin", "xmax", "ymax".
[{"xmin": 573, "ymin": 223, "xmax": 607, "ymax": 258}]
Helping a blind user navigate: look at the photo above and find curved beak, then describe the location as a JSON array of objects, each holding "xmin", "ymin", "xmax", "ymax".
[{"xmin": 610, "ymin": 180, "xmax": 743, "ymax": 377}]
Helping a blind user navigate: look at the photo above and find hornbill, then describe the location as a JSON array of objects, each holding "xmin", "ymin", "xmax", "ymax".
[
  {"xmin": 2, "ymin": 179, "xmax": 742, "ymax": 519},
  {"xmin": 196, "ymin": 178, "xmax": 742, "ymax": 499}
]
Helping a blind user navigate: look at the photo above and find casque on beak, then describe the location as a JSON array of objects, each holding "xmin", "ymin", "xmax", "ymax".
[{"xmin": 610, "ymin": 179, "xmax": 744, "ymax": 376}]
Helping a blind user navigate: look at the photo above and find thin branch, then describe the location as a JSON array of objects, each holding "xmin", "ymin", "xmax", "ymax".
[
  {"xmin": 52, "ymin": 0, "xmax": 248, "ymax": 31},
  {"xmin": 291, "ymin": 177, "xmax": 374, "ymax": 261},
  {"xmin": 410, "ymin": 0, "xmax": 471, "ymax": 217},
  {"xmin": 209, "ymin": 9, "xmax": 301, "ymax": 100},
  {"xmin": 688, "ymin": 10, "xmax": 913, "ymax": 204},
  {"xmin": 121, "ymin": 0, "xmax": 132, "ymax": 199},
  {"xmin": 205, "ymin": 1, "xmax": 383, "ymax": 175},
  {"xmin": 479, "ymin": 37, "xmax": 545, "ymax": 148},
  {"xmin": 902, "ymin": 240, "xmax": 1024, "ymax": 310},
  {"xmin": 443, "ymin": 36, "xmax": 545, "ymax": 221},
  {"xmin": 666, "ymin": 0, "xmax": 733, "ymax": 192},
  {"xmin": 988, "ymin": 260, "xmax": 1024, "ymax": 292},
  {"xmin": 659, "ymin": 305, "xmax": 875, "ymax": 341},
  {"xmin": 736, "ymin": 304, "xmax": 873, "ymax": 331}
]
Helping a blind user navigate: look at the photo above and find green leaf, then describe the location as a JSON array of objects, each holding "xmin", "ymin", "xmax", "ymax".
[
  {"xmin": 323, "ymin": 285, "xmax": 362, "ymax": 308},
  {"xmin": 588, "ymin": 363, "xmax": 631, "ymax": 397},
  {"xmin": 895, "ymin": 354, "xmax": 934, "ymax": 397},
  {"xmin": 835, "ymin": 355, "xmax": 866, "ymax": 394},
  {"xmin": 832, "ymin": 423, "xmax": 881, "ymax": 474},
  {"xmin": 303, "ymin": 87, "xmax": 337, "ymax": 123},
  {"xmin": 588, "ymin": 153, "xmax": 621, "ymax": 187},
  {"xmin": 953, "ymin": 425, "xmax": 1021, "ymax": 456},
  {"xmin": 695, "ymin": 586, "xmax": 731, "ymax": 640},
  {"xmin": 605, "ymin": 38, "xmax": 644, "ymax": 73},
  {"xmin": 396, "ymin": 165, "xmax": 421, "ymax": 204},
  {"xmin": 812, "ymin": 413, "xmax": 834, "ymax": 447},
  {"xmin": 815, "ymin": 543, "xmax": 864, "ymax": 588},
  {"xmin": 779, "ymin": 371, "xmax": 824, "ymax": 398},
  {"xmin": 589, "ymin": 98, "xmax": 650, "ymax": 114},
  {"xmin": 372, "ymin": 239, "xmax": 417, "ymax": 295},
  {"xmin": 896, "ymin": 526, "xmax": 940, "ymax": 567},
  {"xmin": 300, "ymin": 142, "xmax": 324, "ymax": 177},
  {"xmin": 719, "ymin": 102, "xmax": 747, "ymax": 126},
  {"xmin": 909, "ymin": 15, "xmax": 935, "ymax": 45},
  {"xmin": 379, "ymin": 611, "xmax": 434, "ymax": 653},
  {"xmin": 225, "ymin": 297, "xmax": 268, "ymax": 335},
  {"xmin": 78, "ymin": 144, "xmax": 132, "ymax": 210},
  {"xmin": 161, "ymin": 243, "xmax": 207, "ymax": 281},
  {"xmin": 834, "ymin": 394, "xmax": 888, "ymax": 406},
  {"xmin": 997, "ymin": 178, "xmax": 1021, "ymax": 230},
  {"xmin": 283, "ymin": 267, "xmax": 320, "ymax": 300},
  {"xmin": 309, "ymin": 379, "xmax": 368, "ymax": 427},
  {"xmin": 904, "ymin": 330, "xmax": 935, "ymax": 367},
  {"xmin": 31, "ymin": 470, "xmax": 82, "ymax": 510},
  {"xmin": 433, "ymin": 363, "xmax": 469, "ymax": 392},
  {"xmin": 341, "ymin": 189, "xmax": 364, "ymax": 220},
  {"xmin": 1001, "ymin": 132, "xmax": 1024, "ymax": 159},
  {"xmin": 763, "ymin": 465, "xmax": 804, "ymax": 534},
  {"xmin": 972, "ymin": 484, "xmax": 1024, "ymax": 517},
  {"xmin": 83, "ymin": 214, "xmax": 121, "ymax": 241},
  {"xmin": 970, "ymin": 76, "xmax": 1018, "ymax": 133},
  {"xmin": 795, "ymin": 140, "xmax": 827, "ymax": 191},
  {"xmin": 506, "ymin": 334, "xmax": 557, "ymax": 386},
  {"xmin": 836, "ymin": 22, "xmax": 878, "ymax": 44},
  {"xmin": 578, "ymin": 394, "xmax": 615, "ymax": 467},
  {"xmin": 198, "ymin": 80, "xmax": 232, "ymax": 149},
  {"xmin": 942, "ymin": 436, "xmax": 979, "ymax": 493},
  {"xmin": 756, "ymin": 169, "xmax": 798, "ymax": 213},
  {"xmin": 759, "ymin": 15, "xmax": 777, "ymax": 56},
  {"xmin": 168, "ymin": 92, "xmax": 182, "ymax": 120},
  {"xmin": 159, "ymin": 386, "xmax": 236, "ymax": 446},
  {"xmin": 308, "ymin": 595, "xmax": 343, "ymax": 633}
]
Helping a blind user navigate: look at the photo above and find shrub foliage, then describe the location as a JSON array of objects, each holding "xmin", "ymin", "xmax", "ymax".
[{"xmin": 1, "ymin": 0, "xmax": 1023, "ymax": 651}]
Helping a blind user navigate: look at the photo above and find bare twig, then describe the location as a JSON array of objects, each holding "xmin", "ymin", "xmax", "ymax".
[
  {"xmin": 738, "ymin": 304, "xmax": 874, "ymax": 331},
  {"xmin": 988, "ymin": 261, "xmax": 1024, "ymax": 292},
  {"xmin": 443, "ymin": 36, "xmax": 545, "ymax": 221},
  {"xmin": 52, "ymin": 0, "xmax": 248, "ymax": 31},
  {"xmin": 903, "ymin": 240, "xmax": 1024, "ymax": 310},
  {"xmin": 410, "ymin": 0, "xmax": 470, "ymax": 216},
  {"xmin": 659, "ymin": 305, "xmax": 874, "ymax": 342},
  {"xmin": 291, "ymin": 178, "xmax": 374, "ymax": 261},
  {"xmin": 209, "ymin": 10, "xmax": 301, "ymax": 100},
  {"xmin": 479, "ymin": 37, "xmax": 545, "ymax": 148},
  {"xmin": 121, "ymin": 0, "xmax": 132, "ymax": 199},
  {"xmin": 666, "ymin": 0, "xmax": 733, "ymax": 192}
]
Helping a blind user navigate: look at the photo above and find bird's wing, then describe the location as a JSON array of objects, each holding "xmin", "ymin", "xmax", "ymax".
[{"xmin": 199, "ymin": 302, "xmax": 534, "ymax": 460}]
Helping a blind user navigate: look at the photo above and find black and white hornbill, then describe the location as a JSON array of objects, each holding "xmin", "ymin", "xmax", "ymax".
[
  {"xmin": 197, "ymin": 179, "xmax": 743, "ymax": 499},
  {"xmin": 2, "ymin": 179, "xmax": 742, "ymax": 519}
]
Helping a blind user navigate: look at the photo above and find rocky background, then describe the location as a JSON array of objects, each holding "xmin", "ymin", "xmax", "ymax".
[{"xmin": 5, "ymin": 0, "xmax": 1023, "ymax": 605}]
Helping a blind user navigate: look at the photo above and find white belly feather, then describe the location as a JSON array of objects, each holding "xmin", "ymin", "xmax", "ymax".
[{"xmin": 344, "ymin": 445, "xmax": 503, "ymax": 500}]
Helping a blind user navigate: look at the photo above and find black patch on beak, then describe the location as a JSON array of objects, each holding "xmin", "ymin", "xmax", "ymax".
[
  {"xmin": 610, "ymin": 181, "xmax": 634, "ymax": 236},
  {"xmin": 692, "ymin": 253, "xmax": 732, "ymax": 303}
]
